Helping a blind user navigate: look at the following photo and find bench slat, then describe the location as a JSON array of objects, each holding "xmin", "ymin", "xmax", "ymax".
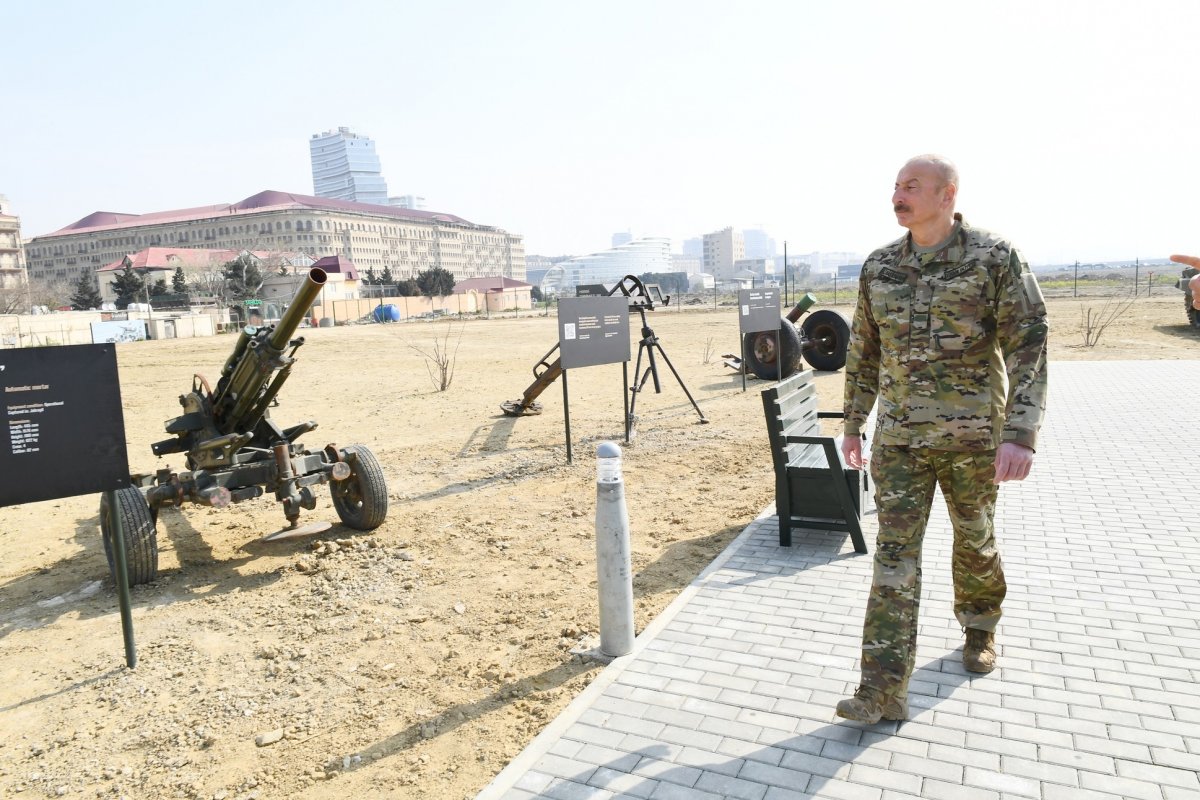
[{"xmin": 761, "ymin": 372, "xmax": 867, "ymax": 554}]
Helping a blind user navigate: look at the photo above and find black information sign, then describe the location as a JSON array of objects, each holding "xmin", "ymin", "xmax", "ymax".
[
  {"xmin": 738, "ymin": 288, "xmax": 782, "ymax": 333},
  {"xmin": 0, "ymin": 344, "xmax": 130, "ymax": 507},
  {"xmin": 558, "ymin": 297, "xmax": 631, "ymax": 369}
]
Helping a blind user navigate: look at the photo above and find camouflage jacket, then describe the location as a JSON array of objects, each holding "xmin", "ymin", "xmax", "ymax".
[{"xmin": 843, "ymin": 214, "xmax": 1048, "ymax": 451}]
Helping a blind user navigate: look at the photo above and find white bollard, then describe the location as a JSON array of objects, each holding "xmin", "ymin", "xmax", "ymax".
[{"xmin": 595, "ymin": 441, "xmax": 634, "ymax": 657}]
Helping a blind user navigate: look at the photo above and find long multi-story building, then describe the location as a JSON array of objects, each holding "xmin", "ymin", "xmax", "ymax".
[
  {"xmin": 24, "ymin": 190, "xmax": 525, "ymax": 287},
  {"xmin": 309, "ymin": 127, "xmax": 389, "ymax": 204},
  {"xmin": 0, "ymin": 195, "xmax": 27, "ymax": 292}
]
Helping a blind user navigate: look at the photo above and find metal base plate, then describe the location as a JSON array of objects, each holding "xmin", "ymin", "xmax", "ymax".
[
  {"xmin": 500, "ymin": 400, "xmax": 543, "ymax": 417},
  {"xmin": 261, "ymin": 521, "xmax": 332, "ymax": 542}
]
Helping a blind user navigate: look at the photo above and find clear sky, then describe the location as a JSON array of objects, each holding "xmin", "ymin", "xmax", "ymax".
[{"xmin": 2, "ymin": 0, "xmax": 1197, "ymax": 265}]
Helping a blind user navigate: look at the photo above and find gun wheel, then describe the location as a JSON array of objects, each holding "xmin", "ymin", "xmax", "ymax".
[
  {"xmin": 331, "ymin": 445, "xmax": 388, "ymax": 530},
  {"xmin": 100, "ymin": 487, "xmax": 159, "ymax": 587},
  {"xmin": 742, "ymin": 323, "xmax": 803, "ymax": 381},
  {"xmin": 800, "ymin": 309, "xmax": 851, "ymax": 372}
]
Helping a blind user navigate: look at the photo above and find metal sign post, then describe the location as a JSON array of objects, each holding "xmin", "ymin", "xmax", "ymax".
[
  {"xmin": 0, "ymin": 344, "xmax": 136, "ymax": 667},
  {"xmin": 557, "ymin": 296, "xmax": 631, "ymax": 463},
  {"xmin": 737, "ymin": 288, "xmax": 783, "ymax": 391}
]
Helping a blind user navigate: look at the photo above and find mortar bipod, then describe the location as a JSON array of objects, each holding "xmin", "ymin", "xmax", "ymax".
[{"xmin": 500, "ymin": 343, "xmax": 562, "ymax": 416}]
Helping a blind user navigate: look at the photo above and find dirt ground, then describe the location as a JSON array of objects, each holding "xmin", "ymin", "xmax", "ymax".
[{"xmin": 1, "ymin": 292, "xmax": 1196, "ymax": 800}]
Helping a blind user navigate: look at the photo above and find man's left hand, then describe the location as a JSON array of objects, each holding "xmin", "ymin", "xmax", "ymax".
[{"xmin": 994, "ymin": 442, "xmax": 1034, "ymax": 483}]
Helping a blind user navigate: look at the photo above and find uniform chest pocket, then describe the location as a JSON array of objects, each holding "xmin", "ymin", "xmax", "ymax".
[
  {"xmin": 929, "ymin": 263, "xmax": 992, "ymax": 358},
  {"xmin": 870, "ymin": 279, "xmax": 912, "ymax": 339}
]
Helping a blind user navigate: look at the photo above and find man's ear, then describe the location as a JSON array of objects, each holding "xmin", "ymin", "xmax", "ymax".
[{"xmin": 942, "ymin": 183, "xmax": 957, "ymax": 209}]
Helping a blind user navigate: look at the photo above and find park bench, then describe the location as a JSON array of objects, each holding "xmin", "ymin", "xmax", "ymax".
[{"xmin": 761, "ymin": 370, "xmax": 868, "ymax": 554}]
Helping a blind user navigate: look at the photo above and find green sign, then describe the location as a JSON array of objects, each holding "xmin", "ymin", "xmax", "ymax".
[{"xmin": 245, "ymin": 299, "xmax": 262, "ymax": 308}]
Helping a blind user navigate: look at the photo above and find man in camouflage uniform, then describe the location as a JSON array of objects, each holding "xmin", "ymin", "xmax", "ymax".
[{"xmin": 835, "ymin": 155, "xmax": 1049, "ymax": 724}]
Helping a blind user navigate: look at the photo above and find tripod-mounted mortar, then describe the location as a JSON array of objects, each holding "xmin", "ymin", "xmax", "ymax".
[
  {"xmin": 100, "ymin": 267, "xmax": 389, "ymax": 585},
  {"xmin": 501, "ymin": 275, "xmax": 706, "ymax": 427}
]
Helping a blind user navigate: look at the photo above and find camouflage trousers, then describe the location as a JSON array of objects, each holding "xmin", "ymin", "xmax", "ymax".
[{"xmin": 860, "ymin": 445, "xmax": 1006, "ymax": 699}]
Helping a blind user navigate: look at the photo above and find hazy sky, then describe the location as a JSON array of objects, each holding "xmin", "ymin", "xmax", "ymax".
[{"xmin": 3, "ymin": 1, "xmax": 1197, "ymax": 265}]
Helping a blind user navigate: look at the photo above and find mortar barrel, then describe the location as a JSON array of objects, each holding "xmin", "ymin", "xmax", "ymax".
[
  {"xmin": 269, "ymin": 268, "xmax": 327, "ymax": 350},
  {"xmin": 785, "ymin": 292, "xmax": 818, "ymax": 323}
]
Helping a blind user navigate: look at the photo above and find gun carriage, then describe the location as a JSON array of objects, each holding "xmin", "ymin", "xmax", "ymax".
[
  {"xmin": 100, "ymin": 267, "xmax": 388, "ymax": 585},
  {"xmin": 738, "ymin": 293, "xmax": 852, "ymax": 379}
]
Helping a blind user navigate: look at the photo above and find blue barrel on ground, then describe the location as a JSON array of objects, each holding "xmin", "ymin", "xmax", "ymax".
[{"xmin": 373, "ymin": 304, "xmax": 401, "ymax": 323}]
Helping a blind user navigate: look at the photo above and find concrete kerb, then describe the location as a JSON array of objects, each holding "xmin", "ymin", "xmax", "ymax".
[{"xmin": 474, "ymin": 506, "xmax": 775, "ymax": 799}]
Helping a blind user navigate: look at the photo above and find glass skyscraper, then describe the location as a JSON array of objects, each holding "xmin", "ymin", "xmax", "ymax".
[{"xmin": 309, "ymin": 127, "xmax": 389, "ymax": 205}]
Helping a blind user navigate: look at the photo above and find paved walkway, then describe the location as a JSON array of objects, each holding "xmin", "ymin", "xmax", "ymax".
[{"xmin": 479, "ymin": 361, "xmax": 1200, "ymax": 800}]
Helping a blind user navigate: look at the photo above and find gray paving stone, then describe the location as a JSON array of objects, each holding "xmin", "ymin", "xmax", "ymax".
[{"xmin": 478, "ymin": 362, "xmax": 1200, "ymax": 800}]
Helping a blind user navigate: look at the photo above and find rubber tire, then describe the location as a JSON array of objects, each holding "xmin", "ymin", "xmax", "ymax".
[
  {"xmin": 742, "ymin": 322, "xmax": 803, "ymax": 381},
  {"xmin": 801, "ymin": 309, "xmax": 852, "ymax": 372},
  {"xmin": 331, "ymin": 445, "xmax": 388, "ymax": 530},
  {"xmin": 1187, "ymin": 298, "xmax": 1200, "ymax": 329},
  {"xmin": 100, "ymin": 487, "xmax": 159, "ymax": 586}
]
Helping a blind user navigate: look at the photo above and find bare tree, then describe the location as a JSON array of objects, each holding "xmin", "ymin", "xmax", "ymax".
[
  {"xmin": 0, "ymin": 276, "xmax": 30, "ymax": 313},
  {"xmin": 1080, "ymin": 296, "xmax": 1135, "ymax": 347},
  {"xmin": 25, "ymin": 275, "xmax": 74, "ymax": 311},
  {"xmin": 408, "ymin": 322, "xmax": 465, "ymax": 391}
]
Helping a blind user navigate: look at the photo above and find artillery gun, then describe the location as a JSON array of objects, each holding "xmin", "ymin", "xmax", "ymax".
[
  {"xmin": 100, "ymin": 267, "xmax": 388, "ymax": 585},
  {"xmin": 1171, "ymin": 254, "xmax": 1200, "ymax": 329},
  {"xmin": 735, "ymin": 293, "xmax": 852, "ymax": 380}
]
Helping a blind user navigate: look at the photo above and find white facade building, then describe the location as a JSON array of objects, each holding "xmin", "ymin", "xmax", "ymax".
[
  {"xmin": 25, "ymin": 190, "xmax": 524, "ymax": 287},
  {"xmin": 0, "ymin": 195, "xmax": 27, "ymax": 293},
  {"xmin": 540, "ymin": 238, "xmax": 671, "ymax": 295},
  {"xmin": 310, "ymin": 127, "xmax": 389, "ymax": 205}
]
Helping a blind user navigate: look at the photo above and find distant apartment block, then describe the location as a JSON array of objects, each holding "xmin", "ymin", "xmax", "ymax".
[
  {"xmin": 796, "ymin": 250, "xmax": 864, "ymax": 278},
  {"xmin": 24, "ymin": 190, "xmax": 525, "ymax": 288},
  {"xmin": 735, "ymin": 257, "xmax": 776, "ymax": 283},
  {"xmin": 671, "ymin": 254, "xmax": 701, "ymax": 275},
  {"xmin": 681, "ymin": 237, "xmax": 703, "ymax": 258},
  {"xmin": 310, "ymin": 127, "xmax": 389, "ymax": 205},
  {"xmin": 702, "ymin": 227, "xmax": 745, "ymax": 282},
  {"xmin": 0, "ymin": 194, "xmax": 28, "ymax": 292},
  {"xmin": 390, "ymin": 195, "xmax": 426, "ymax": 210},
  {"xmin": 540, "ymin": 238, "xmax": 671, "ymax": 295},
  {"xmin": 742, "ymin": 228, "xmax": 777, "ymax": 260}
]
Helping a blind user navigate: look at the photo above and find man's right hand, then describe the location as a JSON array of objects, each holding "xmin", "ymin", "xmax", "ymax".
[{"xmin": 841, "ymin": 436, "xmax": 864, "ymax": 470}]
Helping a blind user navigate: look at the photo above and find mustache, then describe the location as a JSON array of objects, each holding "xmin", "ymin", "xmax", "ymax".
[{"xmin": 894, "ymin": 203, "xmax": 911, "ymax": 213}]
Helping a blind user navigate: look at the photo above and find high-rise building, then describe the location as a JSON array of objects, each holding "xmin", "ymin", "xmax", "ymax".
[
  {"xmin": 681, "ymin": 237, "xmax": 703, "ymax": 258},
  {"xmin": 309, "ymin": 127, "xmax": 389, "ymax": 205},
  {"xmin": 702, "ymin": 227, "xmax": 745, "ymax": 283},
  {"xmin": 611, "ymin": 231, "xmax": 633, "ymax": 248},
  {"xmin": 742, "ymin": 227, "xmax": 776, "ymax": 260},
  {"xmin": 0, "ymin": 195, "xmax": 27, "ymax": 293}
]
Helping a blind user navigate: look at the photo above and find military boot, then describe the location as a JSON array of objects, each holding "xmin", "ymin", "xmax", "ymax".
[
  {"xmin": 963, "ymin": 628, "xmax": 996, "ymax": 673},
  {"xmin": 835, "ymin": 686, "xmax": 907, "ymax": 723}
]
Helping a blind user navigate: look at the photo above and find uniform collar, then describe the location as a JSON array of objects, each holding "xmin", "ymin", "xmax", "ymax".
[{"xmin": 899, "ymin": 212, "xmax": 968, "ymax": 268}]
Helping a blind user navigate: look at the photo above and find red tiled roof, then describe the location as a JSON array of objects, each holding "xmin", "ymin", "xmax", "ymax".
[
  {"xmin": 453, "ymin": 276, "xmax": 532, "ymax": 294},
  {"xmin": 43, "ymin": 190, "xmax": 482, "ymax": 237},
  {"xmin": 312, "ymin": 254, "xmax": 359, "ymax": 281}
]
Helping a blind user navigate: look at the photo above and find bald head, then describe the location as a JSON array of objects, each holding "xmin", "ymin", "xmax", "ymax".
[{"xmin": 904, "ymin": 154, "xmax": 959, "ymax": 194}]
